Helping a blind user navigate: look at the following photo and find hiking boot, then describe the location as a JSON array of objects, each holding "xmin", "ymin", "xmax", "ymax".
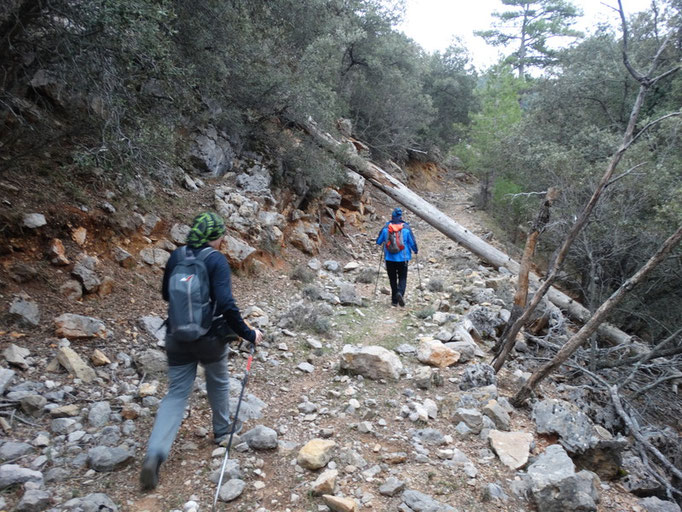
[
  {"xmin": 397, "ymin": 293, "xmax": 405, "ymax": 307},
  {"xmin": 215, "ymin": 419, "xmax": 243, "ymax": 445},
  {"xmin": 140, "ymin": 455, "xmax": 162, "ymax": 490}
]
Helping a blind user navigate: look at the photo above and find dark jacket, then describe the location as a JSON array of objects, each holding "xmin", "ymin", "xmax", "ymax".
[{"xmin": 162, "ymin": 244, "xmax": 256, "ymax": 365}]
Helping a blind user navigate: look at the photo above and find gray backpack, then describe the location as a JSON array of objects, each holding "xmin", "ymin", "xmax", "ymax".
[{"xmin": 167, "ymin": 246, "xmax": 215, "ymax": 342}]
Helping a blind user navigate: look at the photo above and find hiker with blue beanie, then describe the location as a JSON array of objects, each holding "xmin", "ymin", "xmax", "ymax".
[
  {"xmin": 140, "ymin": 211, "xmax": 263, "ymax": 490},
  {"xmin": 376, "ymin": 207, "xmax": 419, "ymax": 307}
]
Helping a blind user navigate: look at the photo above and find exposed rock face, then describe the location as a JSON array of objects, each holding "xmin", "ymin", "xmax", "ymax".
[
  {"xmin": 9, "ymin": 296, "xmax": 40, "ymax": 326},
  {"xmin": 190, "ymin": 125, "xmax": 235, "ymax": 176},
  {"xmin": 340, "ymin": 345, "xmax": 403, "ymax": 381}
]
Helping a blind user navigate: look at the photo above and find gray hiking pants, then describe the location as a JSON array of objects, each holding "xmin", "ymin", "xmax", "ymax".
[{"xmin": 145, "ymin": 358, "xmax": 230, "ymax": 461}]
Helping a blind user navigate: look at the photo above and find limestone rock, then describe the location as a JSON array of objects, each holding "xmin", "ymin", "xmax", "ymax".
[
  {"xmin": 379, "ymin": 476, "xmax": 405, "ymax": 496},
  {"xmin": 401, "ymin": 490, "xmax": 457, "ymax": 512},
  {"xmin": 218, "ymin": 478, "xmax": 246, "ymax": 502},
  {"xmin": 459, "ymin": 363, "xmax": 497, "ymax": 390},
  {"xmin": 532, "ymin": 399, "xmax": 596, "ymax": 453},
  {"xmin": 322, "ymin": 495, "xmax": 358, "ymax": 512},
  {"xmin": 58, "ymin": 493, "xmax": 118, "ymax": 512},
  {"xmin": 16, "ymin": 489, "xmax": 51, "ymax": 512},
  {"xmin": 223, "ymin": 234, "xmax": 256, "ymax": 266},
  {"xmin": 54, "ymin": 314, "xmax": 108, "ymax": 339},
  {"xmin": 87, "ymin": 446, "xmax": 133, "ymax": 472},
  {"xmin": 240, "ymin": 425, "xmax": 278, "ymax": 450},
  {"xmin": 0, "ymin": 464, "xmax": 43, "ymax": 488},
  {"xmin": 57, "ymin": 347, "xmax": 97, "ymax": 383},
  {"xmin": 488, "ymin": 430, "xmax": 533, "ymax": 469},
  {"xmin": 59, "ymin": 280, "xmax": 82, "ymax": 301},
  {"xmin": 417, "ymin": 337, "xmax": 460, "ymax": 368},
  {"xmin": 0, "ymin": 368, "xmax": 16, "ymax": 395},
  {"xmin": 139, "ymin": 247, "xmax": 170, "ymax": 267},
  {"xmin": 23, "ymin": 213, "xmax": 46, "ymax": 228},
  {"xmin": 91, "ymin": 349, "xmax": 111, "ymax": 366},
  {"xmin": 112, "ymin": 247, "xmax": 136, "ymax": 269},
  {"xmin": 134, "ymin": 349, "xmax": 167, "ymax": 376},
  {"xmin": 71, "ymin": 227, "xmax": 87, "ymax": 246},
  {"xmin": 170, "ymin": 223, "xmax": 191, "ymax": 244},
  {"xmin": 311, "ymin": 469, "xmax": 338, "ymax": 495},
  {"xmin": 49, "ymin": 238, "xmax": 69, "ymax": 265},
  {"xmin": 72, "ymin": 261, "xmax": 101, "ymax": 293},
  {"xmin": 297, "ymin": 439, "xmax": 336, "ymax": 470},
  {"xmin": 340, "ymin": 345, "xmax": 403, "ymax": 381},
  {"xmin": 483, "ymin": 400, "xmax": 511, "ymax": 431},
  {"xmin": 527, "ymin": 444, "xmax": 600, "ymax": 512},
  {"xmin": 3, "ymin": 344, "xmax": 30, "ymax": 370},
  {"xmin": 639, "ymin": 497, "xmax": 682, "ymax": 512}
]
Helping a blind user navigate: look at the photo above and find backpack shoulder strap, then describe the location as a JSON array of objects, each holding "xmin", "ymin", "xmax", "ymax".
[{"xmin": 197, "ymin": 247, "xmax": 217, "ymax": 262}]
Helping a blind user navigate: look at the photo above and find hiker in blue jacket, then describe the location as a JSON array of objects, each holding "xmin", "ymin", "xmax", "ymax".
[
  {"xmin": 376, "ymin": 207, "xmax": 418, "ymax": 307},
  {"xmin": 140, "ymin": 212, "xmax": 263, "ymax": 490}
]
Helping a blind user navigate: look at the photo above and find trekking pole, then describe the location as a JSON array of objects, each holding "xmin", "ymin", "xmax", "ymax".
[
  {"xmin": 415, "ymin": 253, "xmax": 423, "ymax": 300},
  {"xmin": 212, "ymin": 341, "xmax": 256, "ymax": 511},
  {"xmin": 373, "ymin": 246, "xmax": 385, "ymax": 296}
]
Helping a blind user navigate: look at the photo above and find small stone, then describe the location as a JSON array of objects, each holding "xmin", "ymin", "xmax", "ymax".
[
  {"xmin": 49, "ymin": 239, "xmax": 70, "ymax": 266},
  {"xmin": 72, "ymin": 227, "xmax": 87, "ymax": 246},
  {"xmin": 297, "ymin": 439, "xmax": 336, "ymax": 470},
  {"xmin": 311, "ymin": 469, "xmax": 338, "ymax": 495},
  {"xmin": 218, "ymin": 479, "xmax": 246, "ymax": 502},
  {"xmin": 91, "ymin": 349, "xmax": 111, "ymax": 366},
  {"xmin": 322, "ymin": 495, "xmax": 358, "ymax": 512},
  {"xmin": 23, "ymin": 213, "xmax": 46, "ymax": 228}
]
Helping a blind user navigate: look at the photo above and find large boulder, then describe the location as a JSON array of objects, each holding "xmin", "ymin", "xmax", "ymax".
[
  {"xmin": 527, "ymin": 444, "xmax": 600, "ymax": 512},
  {"xmin": 340, "ymin": 345, "xmax": 403, "ymax": 381},
  {"xmin": 532, "ymin": 399, "xmax": 596, "ymax": 453}
]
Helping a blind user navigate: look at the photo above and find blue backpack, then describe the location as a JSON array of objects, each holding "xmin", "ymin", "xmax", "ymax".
[{"xmin": 167, "ymin": 247, "xmax": 215, "ymax": 342}]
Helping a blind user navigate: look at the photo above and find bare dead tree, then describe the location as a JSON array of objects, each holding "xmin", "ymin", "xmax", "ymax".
[
  {"xmin": 490, "ymin": 1, "xmax": 681, "ymax": 373},
  {"xmin": 492, "ymin": 187, "xmax": 558, "ymax": 359},
  {"xmin": 511, "ymin": 225, "xmax": 682, "ymax": 407}
]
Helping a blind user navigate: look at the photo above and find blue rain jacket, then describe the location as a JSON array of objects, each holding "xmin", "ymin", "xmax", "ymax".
[{"xmin": 376, "ymin": 221, "xmax": 418, "ymax": 262}]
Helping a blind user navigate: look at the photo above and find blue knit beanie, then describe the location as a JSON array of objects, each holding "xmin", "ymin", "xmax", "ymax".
[{"xmin": 392, "ymin": 208, "xmax": 403, "ymax": 221}]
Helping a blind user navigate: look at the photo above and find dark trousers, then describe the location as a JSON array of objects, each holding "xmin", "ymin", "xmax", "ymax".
[{"xmin": 386, "ymin": 260, "xmax": 408, "ymax": 304}]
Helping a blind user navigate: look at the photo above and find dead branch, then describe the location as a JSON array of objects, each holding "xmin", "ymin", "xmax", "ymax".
[
  {"xmin": 632, "ymin": 373, "xmax": 682, "ymax": 400},
  {"xmin": 609, "ymin": 385, "xmax": 682, "ymax": 483},
  {"xmin": 599, "ymin": 328, "xmax": 682, "ymax": 369},
  {"xmin": 618, "ymin": 327, "xmax": 682, "ymax": 388},
  {"xmin": 512, "ymin": 226, "xmax": 682, "ymax": 407}
]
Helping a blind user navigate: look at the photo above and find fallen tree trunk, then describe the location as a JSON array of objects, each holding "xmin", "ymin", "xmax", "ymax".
[{"xmin": 300, "ymin": 119, "xmax": 632, "ymax": 346}]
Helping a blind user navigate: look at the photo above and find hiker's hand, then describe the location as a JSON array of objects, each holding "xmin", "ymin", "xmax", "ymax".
[{"xmin": 253, "ymin": 329, "xmax": 263, "ymax": 345}]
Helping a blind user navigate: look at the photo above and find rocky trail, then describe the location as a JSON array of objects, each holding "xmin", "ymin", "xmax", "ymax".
[{"xmin": 0, "ymin": 167, "xmax": 679, "ymax": 512}]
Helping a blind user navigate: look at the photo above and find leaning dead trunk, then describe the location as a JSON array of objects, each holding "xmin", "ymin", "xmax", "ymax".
[{"xmin": 300, "ymin": 119, "xmax": 632, "ymax": 346}]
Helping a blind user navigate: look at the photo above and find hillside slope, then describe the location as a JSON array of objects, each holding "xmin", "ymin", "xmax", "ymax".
[{"xmin": 0, "ymin": 165, "xmax": 679, "ymax": 512}]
